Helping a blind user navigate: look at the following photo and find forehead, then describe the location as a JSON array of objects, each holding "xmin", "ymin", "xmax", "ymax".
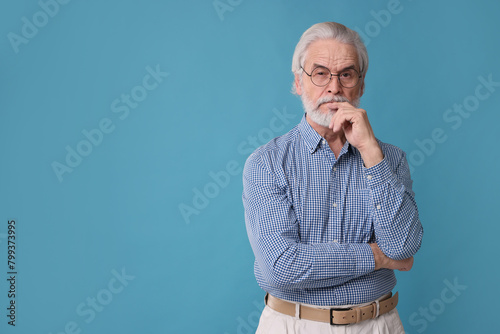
[{"xmin": 304, "ymin": 38, "xmax": 359, "ymax": 71}]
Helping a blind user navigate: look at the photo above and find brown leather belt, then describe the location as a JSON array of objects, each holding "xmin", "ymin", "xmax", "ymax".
[{"xmin": 265, "ymin": 292, "xmax": 398, "ymax": 325}]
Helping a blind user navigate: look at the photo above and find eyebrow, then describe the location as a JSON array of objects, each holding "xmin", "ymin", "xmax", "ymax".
[{"xmin": 311, "ymin": 63, "xmax": 358, "ymax": 73}]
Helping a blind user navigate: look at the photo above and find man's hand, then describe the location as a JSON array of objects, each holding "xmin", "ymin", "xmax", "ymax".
[
  {"xmin": 328, "ymin": 102, "xmax": 383, "ymax": 168},
  {"xmin": 370, "ymin": 243, "xmax": 414, "ymax": 271}
]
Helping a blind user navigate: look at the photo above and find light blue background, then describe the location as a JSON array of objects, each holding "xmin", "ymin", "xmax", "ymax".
[{"xmin": 1, "ymin": 0, "xmax": 499, "ymax": 333}]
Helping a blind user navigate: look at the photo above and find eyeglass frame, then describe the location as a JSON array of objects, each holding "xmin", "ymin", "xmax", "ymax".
[{"xmin": 300, "ymin": 65, "xmax": 363, "ymax": 88}]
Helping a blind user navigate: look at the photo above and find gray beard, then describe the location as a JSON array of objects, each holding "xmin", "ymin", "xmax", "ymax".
[{"xmin": 302, "ymin": 94, "xmax": 360, "ymax": 127}]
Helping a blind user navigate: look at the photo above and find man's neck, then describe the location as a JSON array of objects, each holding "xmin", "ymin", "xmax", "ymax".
[{"xmin": 306, "ymin": 114, "xmax": 346, "ymax": 159}]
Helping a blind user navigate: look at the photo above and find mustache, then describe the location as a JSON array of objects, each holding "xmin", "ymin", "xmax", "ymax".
[{"xmin": 315, "ymin": 95, "xmax": 350, "ymax": 109}]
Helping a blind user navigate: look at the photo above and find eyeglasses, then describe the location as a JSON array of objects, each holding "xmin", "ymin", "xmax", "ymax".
[{"xmin": 301, "ymin": 66, "xmax": 362, "ymax": 88}]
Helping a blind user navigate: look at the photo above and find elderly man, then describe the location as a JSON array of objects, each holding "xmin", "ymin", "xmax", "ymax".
[{"xmin": 242, "ymin": 22, "xmax": 423, "ymax": 333}]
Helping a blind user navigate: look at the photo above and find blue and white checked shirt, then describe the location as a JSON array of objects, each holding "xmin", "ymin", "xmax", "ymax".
[{"xmin": 243, "ymin": 114, "xmax": 423, "ymax": 306}]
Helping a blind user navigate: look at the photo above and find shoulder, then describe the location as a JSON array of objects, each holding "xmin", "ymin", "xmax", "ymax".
[{"xmin": 244, "ymin": 124, "xmax": 301, "ymax": 174}]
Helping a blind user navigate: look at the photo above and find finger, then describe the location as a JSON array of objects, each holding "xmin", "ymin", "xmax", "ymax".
[
  {"xmin": 331, "ymin": 116, "xmax": 347, "ymax": 133},
  {"xmin": 332, "ymin": 112, "xmax": 354, "ymax": 133},
  {"xmin": 329, "ymin": 101, "xmax": 354, "ymax": 109},
  {"xmin": 400, "ymin": 258, "xmax": 414, "ymax": 271}
]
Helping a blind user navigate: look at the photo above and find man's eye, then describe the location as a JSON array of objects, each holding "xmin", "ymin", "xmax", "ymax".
[
  {"xmin": 313, "ymin": 67, "xmax": 330, "ymax": 76},
  {"xmin": 340, "ymin": 72, "xmax": 352, "ymax": 78}
]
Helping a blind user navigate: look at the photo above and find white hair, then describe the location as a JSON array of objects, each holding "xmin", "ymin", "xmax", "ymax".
[{"xmin": 291, "ymin": 22, "xmax": 369, "ymax": 94}]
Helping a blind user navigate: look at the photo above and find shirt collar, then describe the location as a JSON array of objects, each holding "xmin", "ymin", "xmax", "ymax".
[
  {"xmin": 298, "ymin": 114, "xmax": 354, "ymax": 156},
  {"xmin": 298, "ymin": 114, "xmax": 324, "ymax": 154}
]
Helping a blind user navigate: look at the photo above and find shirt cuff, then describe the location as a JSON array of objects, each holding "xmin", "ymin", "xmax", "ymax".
[
  {"xmin": 363, "ymin": 158, "xmax": 392, "ymax": 189},
  {"xmin": 348, "ymin": 243, "xmax": 375, "ymax": 275}
]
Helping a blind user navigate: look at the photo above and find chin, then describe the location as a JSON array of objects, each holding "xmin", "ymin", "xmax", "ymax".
[{"xmin": 307, "ymin": 109, "xmax": 334, "ymax": 128}]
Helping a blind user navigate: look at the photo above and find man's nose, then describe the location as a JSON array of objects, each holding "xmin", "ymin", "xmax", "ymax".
[{"xmin": 326, "ymin": 76, "xmax": 342, "ymax": 95}]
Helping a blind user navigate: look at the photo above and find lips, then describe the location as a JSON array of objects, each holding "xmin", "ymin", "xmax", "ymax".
[
  {"xmin": 319, "ymin": 102, "xmax": 339, "ymax": 111},
  {"xmin": 317, "ymin": 97, "xmax": 349, "ymax": 108},
  {"xmin": 318, "ymin": 100, "xmax": 334, "ymax": 108}
]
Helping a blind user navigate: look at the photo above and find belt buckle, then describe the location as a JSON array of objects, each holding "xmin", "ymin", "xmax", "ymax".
[{"xmin": 329, "ymin": 307, "xmax": 352, "ymax": 326}]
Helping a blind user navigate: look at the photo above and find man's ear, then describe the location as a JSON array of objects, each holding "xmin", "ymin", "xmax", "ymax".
[
  {"xmin": 294, "ymin": 73, "xmax": 303, "ymax": 95},
  {"xmin": 359, "ymin": 75, "xmax": 365, "ymax": 98}
]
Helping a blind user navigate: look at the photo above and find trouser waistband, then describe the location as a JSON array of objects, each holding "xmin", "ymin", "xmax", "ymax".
[{"xmin": 265, "ymin": 292, "xmax": 398, "ymax": 326}]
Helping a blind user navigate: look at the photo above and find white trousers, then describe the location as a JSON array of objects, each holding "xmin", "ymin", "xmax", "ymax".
[{"xmin": 255, "ymin": 302, "xmax": 405, "ymax": 334}]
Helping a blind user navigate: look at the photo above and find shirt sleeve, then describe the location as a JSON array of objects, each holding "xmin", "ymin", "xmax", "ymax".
[
  {"xmin": 243, "ymin": 151, "xmax": 375, "ymax": 290},
  {"xmin": 363, "ymin": 149, "xmax": 424, "ymax": 260}
]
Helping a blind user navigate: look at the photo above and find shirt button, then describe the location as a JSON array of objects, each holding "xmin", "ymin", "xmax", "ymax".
[
  {"xmin": 322, "ymin": 139, "xmax": 326, "ymax": 145},
  {"xmin": 333, "ymin": 203, "xmax": 338, "ymax": 208},
  {"xmin": 376, "ymin": 205, "xmax": 381, "ymax": 210},
  {"xmin": 367, "ymin": 175, "xmax": 373, "ymax": 180},
  {"xmin": 333, "ymin": 239, "xmax": 338, "ymax": 243},
  {"xmin": 333, "ymin": 167, "xmax": 337, "ymax": 172}
]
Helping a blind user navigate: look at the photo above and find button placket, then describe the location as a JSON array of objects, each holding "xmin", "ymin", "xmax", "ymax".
[{"xmin": 330, "ymin": 161, "xmax": 341, "ymax": 244}]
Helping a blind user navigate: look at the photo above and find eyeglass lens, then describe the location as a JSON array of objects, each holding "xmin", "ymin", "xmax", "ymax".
[{"xmin": 311, "ymin": 66, "xmax": 359, "ymax": 88}]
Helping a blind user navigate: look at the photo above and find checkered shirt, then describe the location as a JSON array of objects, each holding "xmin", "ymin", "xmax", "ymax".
[{"xmin": 242, "ymin": 114, "xmax": 423, "ymax": 306}]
